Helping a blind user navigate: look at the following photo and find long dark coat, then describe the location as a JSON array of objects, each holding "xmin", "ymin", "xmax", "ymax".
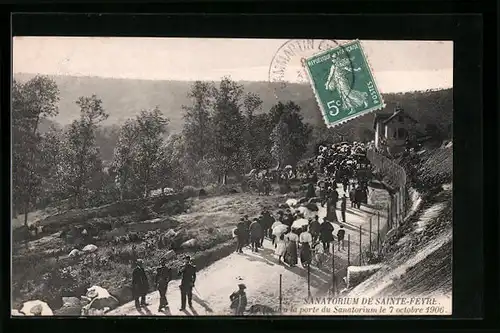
[
  {"xmin": 249, "ymin": 221, "xmax": 263, "ymax": 242},
  {"xmin": 132, "ymin": 266, "xmax": 149, "ymax": 297},
  {"xmin": 319, "ymin": 221, "xmax": 334, "ymax": 242}
]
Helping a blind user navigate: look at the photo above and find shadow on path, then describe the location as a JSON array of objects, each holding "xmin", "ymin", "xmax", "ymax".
[{"xmin": 192, "ymin": 294, "xmax": 214, "ymax": 313}]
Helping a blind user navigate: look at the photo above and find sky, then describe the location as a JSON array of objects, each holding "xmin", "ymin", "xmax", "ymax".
[{"xmin": 13, "ymin": 37, "xmax": 453, "ymax": 93}]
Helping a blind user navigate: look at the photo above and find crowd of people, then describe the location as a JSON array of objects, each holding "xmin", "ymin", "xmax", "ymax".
[
  {"xmin": 130, "ymin": 140, "xmax": 374, "ymax": 316},
  {"xmin": 232, "ymin": 207, "xmax": 348, "ymax": 270}
]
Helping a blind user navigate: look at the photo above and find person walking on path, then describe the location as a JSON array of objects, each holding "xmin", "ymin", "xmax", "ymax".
[
  {"xmin": 155, "ymin": 258, "xmax": 172, "ymax": 312},
  {"xmin": 309, "ymin": 215, "xmax": 321, "ymax": 242},
  {"xmin": 132, "ymin": 259, "xmax": 149, "ymax": 308},
  {"xmin": 275, "ymin": 233, "xmax": 286, "ymax": 264},
  {"xmin": 283, "ymin": 230, "xmax": 299, "ymax": 267},
  {"xmin": 319, "ymin": 221, "xmax": 334, "ymax": 254},
  {"xmin": 262, "ymin": 210, "xmax": 275, "ymax": 239},
  {"xmin": 326, "ymin": 188, "xmax": 339, "ymax": 222},
  {"xmin": 249, "ymin": 218, "xmax": 263, "ymax": 253},
  {"xmin": 243, "ymin": 215, "xmax": 251, "ymax": 247},
  {"xmin": 342, "ymin": 177, "xmax": 349, "ymax": 193},
  {"xmin": 257, "ymin": 214, "xmax": 266, "ymax": 248},
  {"xmin": 337, "ymin": 225, "xmax": 346, "ymax": 251},
  {"xmin": 349, "ymin": 187, "xmax": 356, "ymax": 208},
  {"xmin": 178, "ymin": 256, "xmax": 196, "ymax": 311},
  {"xmin": 354, "ymin": 186, "xmax": 363, "ymax": 209},
  {"xmin": 299, "ymin": 226, "xmax": 313, "ymax": 268},
  {"xmin": 340, "ymin": 194, "xmax": 347, "ymax": 223},
  {"xmin": 235, "ymin": 218, "xmax": 246, "ymax": 253},
  {"xmin": 229, "ymin": 284, "xmax": 248, "ymax": 315}
]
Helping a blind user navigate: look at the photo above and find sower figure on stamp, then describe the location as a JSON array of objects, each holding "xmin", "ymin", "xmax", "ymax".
[
  {"xmin": 155, "ymin": 258, "xmax": 172, "ymax": 312},
  {"xmin": 324, "ymin": 53, "xmax": 368, "ymax": 115},
  {"xmin": 230, "ymin": 283, "xmax": 248, "ymax": 315},
  {"xmin": 178, "ymin": 256, "xmax": 196, "ymax": 311},
  {"xmin": 132, "ymin": 259, "xmax": 149, "ymax": 308}
]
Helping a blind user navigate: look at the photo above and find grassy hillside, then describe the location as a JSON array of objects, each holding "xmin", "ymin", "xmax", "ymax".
[{"xmin": 14, "ymin": 73, "xmax": 452, "ymax": 136}]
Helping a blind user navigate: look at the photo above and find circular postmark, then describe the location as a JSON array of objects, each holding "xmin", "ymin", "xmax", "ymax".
[{"xmin": 268, "ymin": 39, "xmax": 357, "ymax": 94}]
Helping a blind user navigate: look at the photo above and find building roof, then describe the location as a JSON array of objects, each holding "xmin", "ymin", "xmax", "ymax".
[
  {"xmin": 373, "ymin": 113, "xmax": 392, "ymax": 130},
  {"xmin": 383, "ymin": 109, "xmax": 418, "ymax": 125}
]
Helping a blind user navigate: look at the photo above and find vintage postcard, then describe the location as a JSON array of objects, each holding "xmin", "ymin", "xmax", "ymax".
[{"xmin": 11, "ymin": 37, "xmax": 453, "ymax": 317}]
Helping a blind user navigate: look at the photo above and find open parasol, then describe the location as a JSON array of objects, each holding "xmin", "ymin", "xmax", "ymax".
[
  {"xmin": 272, "ymin": 223, "xmax": 289, "ymax": 236},
  {"xmin": 291, "ymin": 218, "xmax": 309, "ymax": 230}
]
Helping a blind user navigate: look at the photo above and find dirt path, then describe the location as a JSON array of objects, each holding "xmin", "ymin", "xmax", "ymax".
[{"xmin": 107, "ymin": 186, "xmax": 386, "ymax": 316}]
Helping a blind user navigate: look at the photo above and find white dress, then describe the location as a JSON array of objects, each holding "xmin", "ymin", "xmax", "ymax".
[{"xmin": 275, "ymin": 239, "xmax": 286, "ymax": 256}]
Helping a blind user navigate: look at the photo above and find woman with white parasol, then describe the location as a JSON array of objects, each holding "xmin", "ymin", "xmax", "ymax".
[{"xmin": 272, "ymin": 222, "xmax": 289, "ymax": 264}]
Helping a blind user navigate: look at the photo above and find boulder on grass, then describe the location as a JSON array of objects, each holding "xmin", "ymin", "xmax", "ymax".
[
  {"xmin": 82, "ymin": 244, "xmax": 98, "ymax": 253},
  {"xmin": 54, "ymin": 297, "xmax": 82, "ymax": 315},
  {"xmin": 164, "ymin": 229, "xmax": 177, "ymax": 238},
  {"xmin": 164, "ymin": 249, "xmax": 176, "ymax": 261},
  {"xmin": 20, "ymin": 300, "xmax": 53, "ymax": 316},
  {"xmin": 180, "ymin": 238, "xmax": 197, "ymax": 249},
  {"xmin": 69, "ymin": 249, "xmax": 83, "ymax": 257},
  {"xmin": 82, "ymin": 286, "xmax": 119, "ymax": 314},
  {"xmin": 346, "ymin": 264, "xmax": 382, "ymax": 288}
]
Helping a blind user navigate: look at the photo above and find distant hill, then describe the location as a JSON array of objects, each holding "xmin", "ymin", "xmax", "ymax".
[
  {"xmin": 14, "ymin": 73, "xmax": 325, "ymax": 133},
  {"xmin": 15, "ymin": 73, "xmax": 452, "ymax": 136},
  {"xmin": 15, "ymin": 73, "xmax": 452, "ymax": 161}
]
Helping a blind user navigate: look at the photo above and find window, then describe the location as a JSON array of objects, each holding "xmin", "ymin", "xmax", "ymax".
[
  {"xmin": 398, "ymin": 115, "xmax": 404, "ymax": 122},
  {"xmin": 397, "ymin": 128, "xmax": 407, "ymax": 139}
]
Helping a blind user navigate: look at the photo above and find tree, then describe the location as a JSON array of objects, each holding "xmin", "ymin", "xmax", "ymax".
[
  {"xmin": 131, "ymin": 108, "xmax": 169, "ymax": 198},
  {"xmin": 182, "ymin": 81, "xmax": 215, "ymax": 185},
  {"xmin": 12, "ymin": 76, "xmax": 60, "ymax": 226},
  {"xmin": 211, "ymin": 77, "xmax": 246, "ymax": 184},
  {"xmin": 161, "ymin": 134, "xmax": 190, "ymax": 190},
  {"xmin": 60, "ymin": 95, "xmax": 108, "ymax": 208},
  {"xmin": 37, "ymin": 126, "xmax": 64, "ymax": 207},
  {"xmin": 242, "ymin": 92, "xmax": 264, "ymax": 170},
  {"xmin": 268, "ymin": 101, "xmax": 312, "ymax": 167},
  {"xmin": 112, "ymin": 120, "xmax": 140, "ymax": 200},
  {"xmin": 182, "ymin": 81, "xmax": 214, "ymax": 162},
  {"xmin": 270, "ymin": 115, "xmax": 293, "ymax": 167}
]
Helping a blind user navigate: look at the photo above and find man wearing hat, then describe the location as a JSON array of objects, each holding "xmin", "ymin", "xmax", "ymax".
[
  {"xmin": 132, "ymin": 259, "xmax": 149, "ymax": 308},
  {"xmin": 178, "ymin": 256, "xmax": 196, "ymax": 311},
  {"xmin": 229, "ymin": 283, "xmax": 248, "ymax": 315},
  {"xmin": 235, "ymin": 217, "xmax": 246, "ymax": 253},
  {"xmin": 340, "ymin": 194, "xmax": 347, "ymax": 223},
  {"xmin": 243, "ymin": 215, "xmax": 251, "ymax": 247},
  {"xmin": 249, "ymin": 218, "xmax": 263, "ymax": 252},
  {"xmin": 155, "ymin": 258, "xmax": 173, "ymax": 312}
]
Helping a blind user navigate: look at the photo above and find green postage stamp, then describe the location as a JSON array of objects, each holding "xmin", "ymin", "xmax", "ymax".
[{"xmin": 304, "ymin": 40, "xmax": 385, "ymax": 127}]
